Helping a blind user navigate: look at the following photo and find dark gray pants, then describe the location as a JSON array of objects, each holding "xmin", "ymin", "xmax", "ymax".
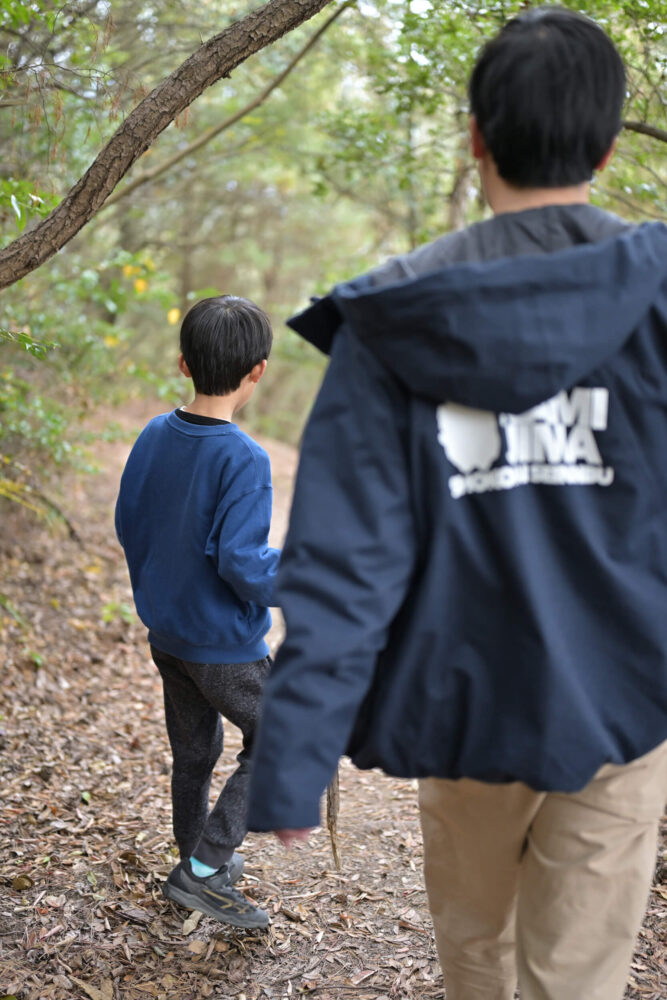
[{"xmin": 150, "ymin": 646, "xmax": 271, "ymax": 869}]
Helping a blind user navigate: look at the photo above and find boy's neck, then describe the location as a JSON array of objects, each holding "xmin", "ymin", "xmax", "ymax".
[{"xmin": 183, "ymin": 392, "xmax": 240, "ymax": 422}]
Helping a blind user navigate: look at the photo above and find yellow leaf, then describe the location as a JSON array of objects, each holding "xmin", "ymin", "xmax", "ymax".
[
  {"xmin": 167, "ymin": 307, "xmax": 181, "ymax": 326},
  {"xmin": 134, "ymin": 278, "xmax": 148, "ymax": 293}
]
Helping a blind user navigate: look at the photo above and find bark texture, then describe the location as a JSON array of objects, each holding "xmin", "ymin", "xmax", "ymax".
[{"xmin": 0, "ymin": 0, "xmax": 335, "ymax": 290}]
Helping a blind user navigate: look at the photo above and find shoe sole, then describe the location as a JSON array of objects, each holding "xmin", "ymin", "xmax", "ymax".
[{"xmin": 162, "ymin": 881, "xmax": 269, "ymax": 929}]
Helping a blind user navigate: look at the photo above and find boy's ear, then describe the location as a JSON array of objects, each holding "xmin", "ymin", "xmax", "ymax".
[
  {"xmin": 469, "ymin": 116, "xmax": 487, "ymax": 161},
  {"xmin": 178, "ymin": 353, "xmax": 192, "ymax": 379},
  {"xmin": 249, "ymin": 359, "xmax": 267, "ymax": 384},
  {"xmin": 596, "ymin": 138, "xmax": 617, "ymax": 173}
]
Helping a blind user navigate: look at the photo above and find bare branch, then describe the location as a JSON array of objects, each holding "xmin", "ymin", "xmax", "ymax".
[{"xmin": 622, "ymin": 119, "xmax": 667, "ymax": 144}]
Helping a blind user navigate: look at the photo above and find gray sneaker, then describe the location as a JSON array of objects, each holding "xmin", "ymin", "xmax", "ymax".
[
  {"xmin": 227, "ymin": 852, "xmax": 245, "ymax": 885},
  {"xmin": 163, "ymin": 859, "xmax": 269, "ymax": 929}
]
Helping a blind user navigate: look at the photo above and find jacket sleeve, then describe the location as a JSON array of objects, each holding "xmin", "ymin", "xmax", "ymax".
[
  {"xmin": 247, "ymin": 328, "xmax": 416, "ymax": 831},
  {"xmin": 210, "ymin": 483, "xmax": 281, "ymax": 608}
]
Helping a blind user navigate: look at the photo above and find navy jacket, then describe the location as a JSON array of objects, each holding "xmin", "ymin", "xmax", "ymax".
[
  {"xmin": 116, "ymin": 413, "xmax": 280, "ymax": 664},
  {"xmin": 248, "ymin": 222, "xmax": 667, "ymax": 831}
]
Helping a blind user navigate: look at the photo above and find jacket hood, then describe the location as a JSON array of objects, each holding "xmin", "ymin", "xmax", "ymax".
[{"xmin": 288, "ymin": 223, "xmax": 667, "ymax": 413}]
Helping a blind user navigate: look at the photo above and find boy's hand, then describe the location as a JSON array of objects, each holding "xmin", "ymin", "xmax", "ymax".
[{"xmin": 274, "ymin": 828, "xmax": 314, "ymax": 848}]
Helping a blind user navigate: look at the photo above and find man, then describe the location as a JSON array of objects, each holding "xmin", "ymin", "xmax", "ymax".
[{"xmin": 248, "ymin": 8, "xmax": 667, "ymax": 999}]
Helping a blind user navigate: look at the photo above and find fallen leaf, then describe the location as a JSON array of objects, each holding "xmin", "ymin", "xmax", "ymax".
[
  {"xmin": 182, "ymin": 909, "xmax": 203, "ymax": 935},
  {"xmin": 70, "ymin": 977, "xmax": 113, "ymax": 1000},
  {"xmin": 348, "ymin": 970, "xmax": 377, "ymax": 986},
  {"xmin": 187, "ymin": 939, "xmax": 207, "ymax": 955},
  {"xmin": 11, "ymin": 875, "xmax": 33, "ymax": 891},
  {"xmin": 117, "ymin": 903, "xmax": 151, "ymax": 924}
]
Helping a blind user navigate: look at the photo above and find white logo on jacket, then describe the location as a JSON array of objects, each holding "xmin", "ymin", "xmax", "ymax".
[{"xmin": 436, "ymin": 388, "xmax": 615, "ymax": 499}]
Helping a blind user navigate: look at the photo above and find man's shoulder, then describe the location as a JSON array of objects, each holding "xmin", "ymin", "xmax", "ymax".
[
  {"xmin": 367, "ymin": 205, "xmax": 634, "ymax": 289},
  {"xmin": 368, "ymin": 228, "xmax": 477, "ymax": 287}
]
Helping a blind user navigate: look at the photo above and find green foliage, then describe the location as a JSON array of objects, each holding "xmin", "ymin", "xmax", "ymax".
[
  {"xmin": 0, "ymin": 243, "xmax": 177, "ymax": 514},
  {"xmin": 101, "ymin": 600, "xmax": 136, "ymax": 625},
  {"xmin": 0, "ymin": 592, "xmax": 30, "ymax": 630},
  {"xmin": 0, "ymin": 178, "xmax": 57, "ymax": 235},
  {"xmin": 0, "ymin": 0, "xmax": 56, "ymax": 31},
  {"xmin": 0, "ymin": 326, "xmax": 58, "ymax": 359},
  {"xmin": 310, "ymin": 0, "xmax": 666, "ymax": 244}
]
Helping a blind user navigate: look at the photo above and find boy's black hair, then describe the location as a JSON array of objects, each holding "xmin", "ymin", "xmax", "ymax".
[
  {"xmin": 180, "ymin": 295, "xmax": 273, "ymax": 396},
  {"xmin": 469, "ymin": 6, "xmax": 626, "ymax": 188}
]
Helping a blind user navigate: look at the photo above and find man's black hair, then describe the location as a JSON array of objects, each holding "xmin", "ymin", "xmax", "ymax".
[
  {"xmin": 469, "ymin": 6, "xmax": 626, "ymax": 188},
  {"xmin": 180, "ymin": 295, "xmax": 273, "ymax": 396}
]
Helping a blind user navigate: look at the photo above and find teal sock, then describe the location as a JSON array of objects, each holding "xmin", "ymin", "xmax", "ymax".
[{"xmin": 189, "ymin": 856, "xmax": 218, "ymax": 877}]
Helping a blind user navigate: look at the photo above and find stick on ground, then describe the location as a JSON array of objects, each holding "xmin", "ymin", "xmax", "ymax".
[{"xmin": 326, "ymin": 766, "xmax": 341, "ymax": 872}]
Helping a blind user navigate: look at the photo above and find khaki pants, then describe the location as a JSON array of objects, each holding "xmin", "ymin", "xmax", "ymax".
[{"xmin": 419, "ymin": 740, "xmax": 667, "ymax": 1000}]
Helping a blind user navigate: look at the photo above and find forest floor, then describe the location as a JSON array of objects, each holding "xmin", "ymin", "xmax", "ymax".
[{"xmin": 0, "ymin": 400, "xmax": 665, "ymax": 1000}]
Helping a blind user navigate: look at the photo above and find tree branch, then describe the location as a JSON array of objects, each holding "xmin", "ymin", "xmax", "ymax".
[
  {"xmin": 622, "ymin": 119, "xmax": 667, "ymax": 144},
  {"xmin": 104, "ymin": 1, "xmax": 353, "ymax": 209},
  {"xmin": 0, "ymin": 0, "xmax": 337, "ymax": 290}
]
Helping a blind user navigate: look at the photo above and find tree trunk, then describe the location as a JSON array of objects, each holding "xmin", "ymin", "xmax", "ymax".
[{"xmin": 0, "ymin": 0, "xmax": 335, "ymax": 290}]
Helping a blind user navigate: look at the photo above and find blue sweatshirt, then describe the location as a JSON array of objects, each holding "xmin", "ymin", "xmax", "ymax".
[{"xmin": 115, "ymin": 411, "xmax": 280, "ymax": 663}]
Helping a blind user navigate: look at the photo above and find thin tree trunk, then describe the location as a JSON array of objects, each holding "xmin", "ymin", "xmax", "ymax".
[{"xmin": 0, "ymin": 0, "xmax": 336, "ymax": 290}]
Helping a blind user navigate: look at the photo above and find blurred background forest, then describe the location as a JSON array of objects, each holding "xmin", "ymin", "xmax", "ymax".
[{"xmin": 0, "ymin": 0, "xmax": 665, "ymax": 523}]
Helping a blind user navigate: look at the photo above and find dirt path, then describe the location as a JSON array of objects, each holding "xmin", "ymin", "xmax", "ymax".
[{"xmin": 0, "ymin": 405, "xmax": 665, "ymax": 1000}]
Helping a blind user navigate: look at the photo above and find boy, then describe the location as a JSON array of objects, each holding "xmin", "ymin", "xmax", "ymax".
[
  {"xmin": 247, "ymin": 8, "xmax": 667, "ymax": 999},
  {"xmin": 116, "ymin": 295, "xmax": 280, "ymax": 929}
]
